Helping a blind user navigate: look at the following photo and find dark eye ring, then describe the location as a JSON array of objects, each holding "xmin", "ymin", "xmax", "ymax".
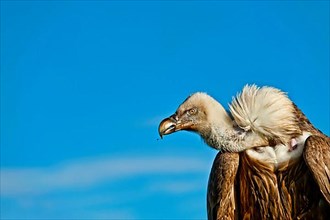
[{"xmin": 189, "ymin": 108, "xmax": 197, "ymax": 115}]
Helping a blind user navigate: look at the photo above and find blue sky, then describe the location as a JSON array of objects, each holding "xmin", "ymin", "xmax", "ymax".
[{"xmin": 1, "ymin": 1, "xmax": 329, "ymax": 219}]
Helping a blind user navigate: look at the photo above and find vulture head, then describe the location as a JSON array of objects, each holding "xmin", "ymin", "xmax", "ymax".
[
  {"xmin": 158, "ymin": 92, "xmax": 260, "ymax": 152},
  {"xmin": 158, "ymin": 92, "xmax": 233, "ymax": 139}
]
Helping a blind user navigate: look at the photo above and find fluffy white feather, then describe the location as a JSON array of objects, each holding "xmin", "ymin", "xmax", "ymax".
[{"xmin": 229, "ymin": 85, "xmax": 301, "ymax": 144}]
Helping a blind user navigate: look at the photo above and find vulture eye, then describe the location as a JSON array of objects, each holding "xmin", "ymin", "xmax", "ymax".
[{"xmin": 189, "ymin": 108, "xmax": 197, "ymax": 115}]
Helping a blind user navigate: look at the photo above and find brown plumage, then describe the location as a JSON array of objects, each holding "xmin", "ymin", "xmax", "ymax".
[
  {"xmin": 158, "ymin": 85, "xmax": 330, "ymax": 219},
  {"xmin": 207, "ymin": 152, "xmax": 239, "ymax": 220}
]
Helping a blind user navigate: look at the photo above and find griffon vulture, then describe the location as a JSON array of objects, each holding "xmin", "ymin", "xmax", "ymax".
[{"xmin": 158, "ymin": 85, "xmax": 330, "ymax": 220}]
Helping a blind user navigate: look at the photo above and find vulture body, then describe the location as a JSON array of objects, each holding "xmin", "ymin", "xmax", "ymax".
[{"xmin": 158, "ymin": 85, "xmax": 330, "ymax": 220}]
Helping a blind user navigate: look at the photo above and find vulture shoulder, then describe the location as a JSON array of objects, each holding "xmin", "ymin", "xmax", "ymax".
[
  {"xmin": 207, "ymin": 151, "xmax": 239, "ymax": 220},
  {"xmin": 303, "ymin": 135, "xmax": 330, "ymax": 204}
]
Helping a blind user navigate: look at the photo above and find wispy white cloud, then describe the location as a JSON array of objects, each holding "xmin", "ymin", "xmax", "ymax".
[
  {"xmin": 1, "ymin": 155, "xmax": 209, "ymax": 197},
  {"xmin": 143, "ymin": 115, "xmax": 168, "ymax": 127}
]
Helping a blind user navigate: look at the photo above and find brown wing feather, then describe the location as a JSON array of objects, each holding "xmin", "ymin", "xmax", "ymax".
[
  {"xmin": 303, "ymin": 135, "xmax": 330, "ymax": 204},
  {"xmin": 207, "ymin": 151, "xmax": 239, "ymax": 220},
  {"xmin": 239, "ymin": 151, "xmax": 291, "ymax": 219}
]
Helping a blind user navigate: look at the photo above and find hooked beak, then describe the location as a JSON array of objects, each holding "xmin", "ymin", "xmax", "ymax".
[{"xmin": 158, "ymin": 114, "xmax": 179, "ymax": 138}]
